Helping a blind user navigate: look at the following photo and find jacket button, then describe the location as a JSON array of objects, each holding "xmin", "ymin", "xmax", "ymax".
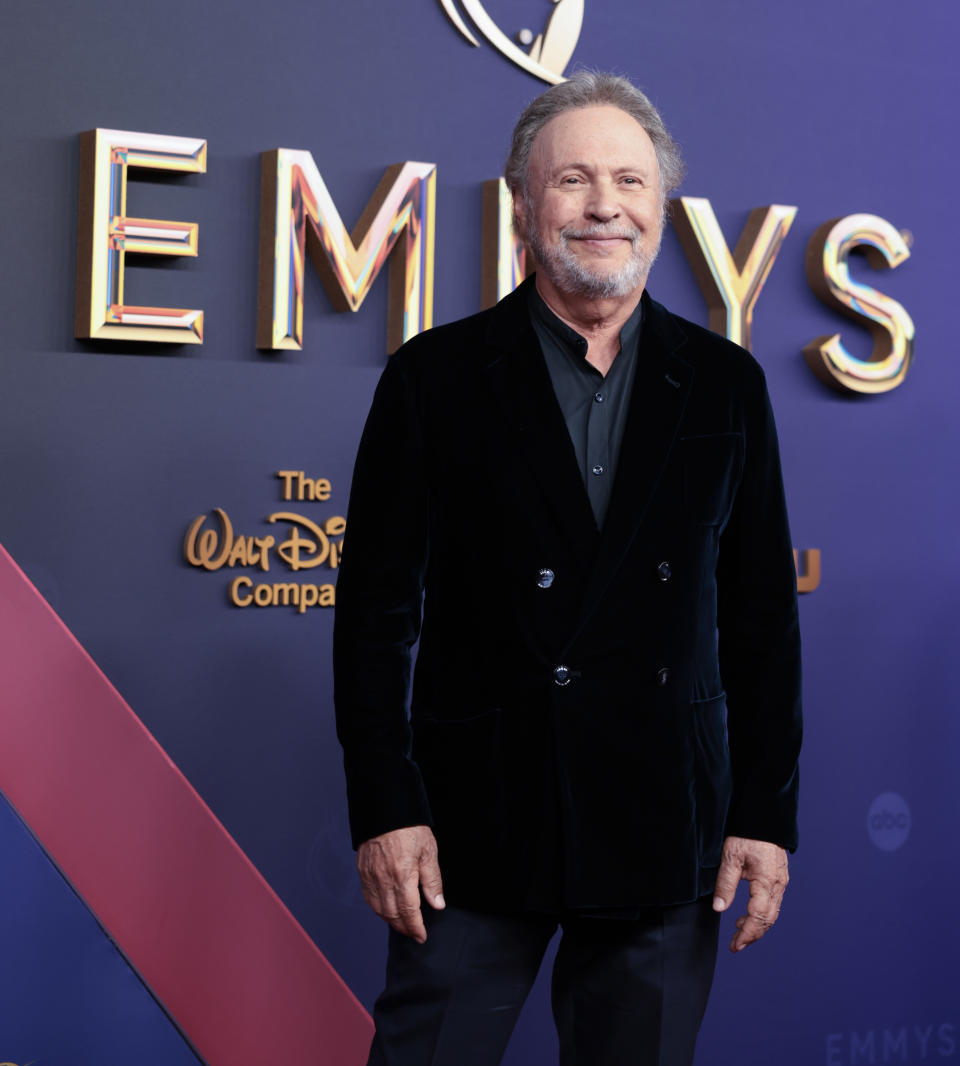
[
  {"xmin": 553, "ymin": 665, "xmax": 572, "ymax": 686},
  {"xmin": 657, "ymin": 561, "xmax": 672, "ymax": 582},
  {"xmin": 657, "ymin": 667, "xmax": 670, "ymax": 686},
  {"xmin": 537, "ymin": 568, "xmax": 555, "ymax": 589}
]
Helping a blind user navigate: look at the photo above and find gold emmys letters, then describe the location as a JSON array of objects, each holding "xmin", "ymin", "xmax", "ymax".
[
  {"xmin": 803, "ymin": 215, "xmax": 914, "ymax": 394},
  {"xmin": 256, "ymin": 152, "xmax": 436, "ymax": 353},
  {"xmin": 75, "ymin": 128, "xmax": 206, "ymax": 343},
  {"xmin": 72, "ymin": 129, "xmax": 913, "ymax": 397}
]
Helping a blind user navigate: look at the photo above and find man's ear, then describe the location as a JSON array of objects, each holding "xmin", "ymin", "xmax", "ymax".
[{"xmin": 511, "ymin": 187, "xmax": 527, "ymax": 239}]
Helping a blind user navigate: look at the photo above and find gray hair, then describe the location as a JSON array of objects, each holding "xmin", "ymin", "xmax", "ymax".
[{"xmin": 504, "ymin": 71, "xmax": 685, "ymax": 201}]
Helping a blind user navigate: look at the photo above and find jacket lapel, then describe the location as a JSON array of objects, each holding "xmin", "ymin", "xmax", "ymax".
[
  {"xmin": 569, "ymin": 293, "xmax": 694, "ymax": 644},
  {"xmin": 482, "ymin": 279, "xmax": 600, "ymax": 565}
]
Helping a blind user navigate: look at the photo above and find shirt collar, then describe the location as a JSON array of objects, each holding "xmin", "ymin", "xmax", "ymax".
[{"xmin": 528, "ymin": 282, "xmax": 644, "ymax": 365}]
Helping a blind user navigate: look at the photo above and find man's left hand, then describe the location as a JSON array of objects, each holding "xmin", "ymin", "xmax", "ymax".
[{"xmin": 712, "ymin": 836, "xmax": 789, "ymax": 953}]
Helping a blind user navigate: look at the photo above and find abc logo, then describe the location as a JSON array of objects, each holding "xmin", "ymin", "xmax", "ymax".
[{"xmin": 867, "ymin": 792, "xmax": 911, "ymax": 851}]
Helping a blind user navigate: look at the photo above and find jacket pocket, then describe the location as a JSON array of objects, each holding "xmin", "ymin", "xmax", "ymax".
[
  {"xmin": 680, "ymin": 433, "xmax": 743, "ymax": 526},
  {"xmin": 692, "ymin": 693, "xmax": 731, "ymax": 867}
]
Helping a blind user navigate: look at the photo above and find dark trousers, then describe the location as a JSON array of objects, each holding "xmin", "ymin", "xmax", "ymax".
[{"xmin": 366, "ymin": 897, "xmax": 721, "ymax": 1066}]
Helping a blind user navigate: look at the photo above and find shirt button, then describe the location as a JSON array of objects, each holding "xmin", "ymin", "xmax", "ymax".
[
  {"xmin": 657, "ymin": 667, "xmax": 670, "ymax": 687},
  {"xmin": 537, "ymin": 568, "xmax": 555, "ymax": 589},
  {"xmin": 554, "ymin": 665, "xmax": 572, "ymax": 686},
  {"xmin": 592, "ymin": 464, "xmax": 604, "ymax": 476},
  {"xmin": 594, "ymin": 392, "xmax": 604, "ymax": 403},
  {"xmin": 657, "ymin": 561, "xmax": 672, "ymax": 582}
]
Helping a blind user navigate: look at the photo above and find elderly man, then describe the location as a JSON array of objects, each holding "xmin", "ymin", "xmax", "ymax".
[{"xmin": 334, "ymin": 72, "xmax": 801, "ymax": 1066}]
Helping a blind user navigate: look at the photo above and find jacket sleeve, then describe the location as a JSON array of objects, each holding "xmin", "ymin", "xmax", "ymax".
[
  {"xmin": 715, "ymin": 364, "xmax": 802, "ymax": 851},
  {"xmin": 333, "ymin": 351, "xmax": 433, "ymax": 849}
]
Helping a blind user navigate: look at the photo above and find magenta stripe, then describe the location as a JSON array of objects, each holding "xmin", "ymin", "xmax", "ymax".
[{"xmin": 0, "ymin": 542, "xmax": 372, "ymax": 1064}]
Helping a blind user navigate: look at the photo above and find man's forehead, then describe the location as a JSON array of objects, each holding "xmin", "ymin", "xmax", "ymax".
[
  {"xmin": 529, "ymin": 106, "xmax": 657, "ymax": 173},
  {"xmin": 532, "ymin": 106, "xmax": 653, "ymax": 151}
]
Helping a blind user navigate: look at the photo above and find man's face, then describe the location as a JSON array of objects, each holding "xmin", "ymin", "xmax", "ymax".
[{"xmin": 514, "ymin": 105, "xmax": 664, "ymax": 300}]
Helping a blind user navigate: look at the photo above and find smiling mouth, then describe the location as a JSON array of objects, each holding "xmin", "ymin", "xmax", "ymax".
[
  {"xmin": 565, "ymin": 228, "xmax": 638, "ymax": 244},
  {"xmin": 570, "ymin": 235, "xmax": 632, "ymax": 254}
]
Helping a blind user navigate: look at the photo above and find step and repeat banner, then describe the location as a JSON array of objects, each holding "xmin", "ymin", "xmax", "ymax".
[{"xmin": 0, "ymin": 0, "xmax": 957, "ymax": 1063}]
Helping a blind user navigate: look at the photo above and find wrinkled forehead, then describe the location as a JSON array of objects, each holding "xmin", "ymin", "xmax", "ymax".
[{"xmin": 528, "ymin": 105, "xmax": 659, "ymax": 181}]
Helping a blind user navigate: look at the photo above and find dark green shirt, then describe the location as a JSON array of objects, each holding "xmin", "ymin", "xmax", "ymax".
[{"xmin": 529, "ymin": 285, "xmax": 642, "ymax": 528}]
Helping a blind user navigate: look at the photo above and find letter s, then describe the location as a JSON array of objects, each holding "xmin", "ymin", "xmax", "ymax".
[{"xmin": 804, "ymin": 214, "xmax": 914, "ymax": 393}]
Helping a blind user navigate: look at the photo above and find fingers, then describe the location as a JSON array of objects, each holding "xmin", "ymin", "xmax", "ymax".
[
  {"xmin": 419, "ymin": 844, "xmax": 446, "ymax": 911},
  {"xmin": 730, "ymin": 913, "xmax": 772, "ymax": 952},
  {"xmin": 729, "ymin": 878, "xmax": 778, "ymax": 952},
  {"xmin": 722, "ymin": 838, "xmax": 789, "ymax": 953},
  {"xmin": 386, "ymin": 881, "xmax": 429, "ymax": 943},
  {"xmin": 359, "ymin": 859, "xmax": 427, "ymax": 942},
  {"xmin": 712, "ymin": 840, "xmax": 745, "ymax": 913},
  {"xmin": 356, "ymin": 825, "xmax": 442, "ymax": 942}
]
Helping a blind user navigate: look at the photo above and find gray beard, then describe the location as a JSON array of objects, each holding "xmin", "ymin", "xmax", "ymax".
[{"xmin": 523, "ymin": 212, "xmax": 662, "ymax": 300}]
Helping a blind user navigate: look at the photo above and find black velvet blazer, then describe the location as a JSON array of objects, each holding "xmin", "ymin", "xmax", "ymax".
[{"xmin": 334, "ymin": 277, "xmax": 801, "ymax": 911}]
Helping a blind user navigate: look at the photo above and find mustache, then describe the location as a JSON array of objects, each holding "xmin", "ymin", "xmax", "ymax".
[{"xmin": 561, "ymin": 224, "xmax": 641, "ymax": 241}]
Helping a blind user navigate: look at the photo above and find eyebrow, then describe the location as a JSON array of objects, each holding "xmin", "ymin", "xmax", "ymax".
[{"xmin": 549, "ymin": 161, "xmax": 653, "ymax": 177}]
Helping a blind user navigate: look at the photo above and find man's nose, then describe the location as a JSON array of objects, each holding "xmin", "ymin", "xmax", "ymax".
[{"xmin": 585, "ymin": 182, "xmax": 620, "ymax": 222}]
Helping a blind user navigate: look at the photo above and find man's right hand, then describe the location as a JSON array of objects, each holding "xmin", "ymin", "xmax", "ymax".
[{"xmin": 357, "ymin": 825, "xmax": 445, "ymax": 943}]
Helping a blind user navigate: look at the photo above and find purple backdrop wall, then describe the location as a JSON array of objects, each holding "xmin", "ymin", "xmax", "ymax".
[{"xmin": 1, "ymin": 0, "xmax": 958, "ymax": 1062}]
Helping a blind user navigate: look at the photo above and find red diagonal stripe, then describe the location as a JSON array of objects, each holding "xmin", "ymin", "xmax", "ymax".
[{"xmin": 0, "ymin": 542, "xmax": 372, "ymax": 1064}]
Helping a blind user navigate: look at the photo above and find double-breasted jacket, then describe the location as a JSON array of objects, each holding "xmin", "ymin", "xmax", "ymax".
[{"xmin": 334, "ymin": 277, "xmax": 802, "ymax": 910}]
